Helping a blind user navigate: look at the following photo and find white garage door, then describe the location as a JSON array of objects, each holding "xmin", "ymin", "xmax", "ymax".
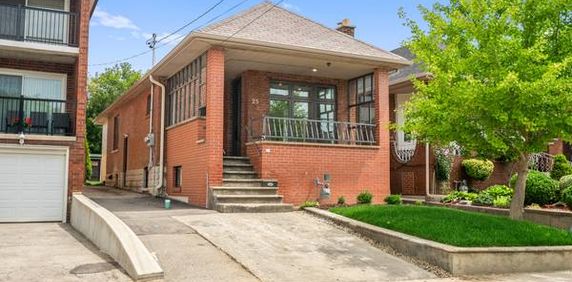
[{"xmin": 0, "ymin": 148, "xmax": 67, "ymax": 222}]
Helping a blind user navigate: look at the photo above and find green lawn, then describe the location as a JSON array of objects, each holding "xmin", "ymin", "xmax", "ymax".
[{"xmin": 330, "ymin": 205, "xmax": 572, "ymax": 247}]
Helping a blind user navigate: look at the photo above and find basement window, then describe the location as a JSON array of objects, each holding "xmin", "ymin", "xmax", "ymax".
[{"xmin": 173, "ymin": 166, "xmax": 182, "ymax": 192}]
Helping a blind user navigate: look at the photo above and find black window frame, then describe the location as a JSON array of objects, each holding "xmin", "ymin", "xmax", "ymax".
[
  {"xmin": 166, "ymin": 53, "xmax": 207, "ymax": 126},
  {"xmin": 268, "ymin": 80, "xmax": 336, "ymax": 121},
  {"xmin": 348, "ymin": 73, "xmax": 375, "ymax": 124}
]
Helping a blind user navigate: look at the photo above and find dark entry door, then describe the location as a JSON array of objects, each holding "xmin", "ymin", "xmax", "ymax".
[
  {"xmin": 230, "ymin": 78, "xmax": 242, "ymax": 156},
  {"xmin": 122, "ymin": 136, "xmax": 128, "ymax": 187}
]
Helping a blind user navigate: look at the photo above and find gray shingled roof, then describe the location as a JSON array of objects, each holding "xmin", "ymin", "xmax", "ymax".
[
  {"xmin": 389, "ymin": 46, "xmax": 427, "ymax": 83},
  {"xmin": 198, "ymin": 2, "xmax": 408, "ymax": 63}
]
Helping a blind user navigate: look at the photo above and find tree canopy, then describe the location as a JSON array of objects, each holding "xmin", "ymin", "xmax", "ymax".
[
  {"xmin": 87, "ymin": 63, "xmax": 142, "ymax": 154},
  {"xmin": 400, "ymin": 0, "xmax": 572, "ymax": 219}
]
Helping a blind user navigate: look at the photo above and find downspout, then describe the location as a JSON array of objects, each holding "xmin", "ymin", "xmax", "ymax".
[{"xmin": 149, "ymin": 75, "xmax": 166, "ymax": 196}]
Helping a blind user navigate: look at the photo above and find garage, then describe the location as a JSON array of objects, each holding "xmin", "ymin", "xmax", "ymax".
[{"xmin": 0, "ymin": 146, "xmax": 68, "ymax": 222}]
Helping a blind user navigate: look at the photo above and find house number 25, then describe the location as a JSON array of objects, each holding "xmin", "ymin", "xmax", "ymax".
[{"xmin": 251, "ymin": 98, "xmax": 260, "ymax": 105}]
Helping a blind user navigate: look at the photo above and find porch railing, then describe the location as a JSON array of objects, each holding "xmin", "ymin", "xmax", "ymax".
[
  {"xmin": 0, "ymin": 95, "xmax": 73, "ymax": 136},
  {"xmin": 253, "ymin": 116, "xmax": 376, "ymax": 145},
  {"xmin": 0, "ymin": 3, "xmax": 78, "ymax": 46}
]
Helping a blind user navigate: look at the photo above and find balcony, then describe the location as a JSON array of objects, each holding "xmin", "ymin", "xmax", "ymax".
[
  {"xmin": 0, "ymin": 95, "xmax": 73, "ymax": 136},
  {"xmin": 0, "ymin": 3, "xmax": 78, "ymax": 47},
  {"xmin": 250, "ymin": 116, "xmax": 376, "ymax": 145}
]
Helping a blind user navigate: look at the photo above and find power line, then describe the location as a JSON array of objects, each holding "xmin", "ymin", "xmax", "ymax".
[
  {"xmin": 156, "ymin": 0, "xmax": 225, "ymax": 44},
  {"xmin": 90, "ymin": 0, "xmax": 245, "ymax": 67},
  {"xmin": 89, "ymin": 0, "xmax": 261, "ymax": 67}
]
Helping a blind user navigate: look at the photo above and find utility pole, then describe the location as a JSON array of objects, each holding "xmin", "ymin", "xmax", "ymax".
[{"xmin": 146, "ymin": 33, "xmax": 157, "ymax": 66}]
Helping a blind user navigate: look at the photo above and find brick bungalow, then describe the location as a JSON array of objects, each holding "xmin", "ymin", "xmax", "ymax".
[
  {"xmin": 389, "ymin": 47, "xmax": 572, "ymax": 195},
  {"xmin": 0, "ymin": 0, "xmax": 96, "ymax": 222},
  {"xmin": 95, "ymin": 3, "xmax": 410, "ymax": 212}
]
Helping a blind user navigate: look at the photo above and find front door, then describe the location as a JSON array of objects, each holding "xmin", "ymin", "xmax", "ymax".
[
  {"xmin": 230, "ymin": 78, "xmax": 242, "ymax": 156},
  {"xmin": 122, "ymin": 136, "xmax": 128, "ymax": 187}
]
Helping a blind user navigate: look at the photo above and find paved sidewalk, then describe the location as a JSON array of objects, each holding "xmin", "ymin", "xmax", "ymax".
[
  {"xmin": 84, "ymin": 187, "xmax": 258, "ymax": 282},
  {"xmin": 0, "ymin": 223, "xmax": 129, "ymax": 282}
]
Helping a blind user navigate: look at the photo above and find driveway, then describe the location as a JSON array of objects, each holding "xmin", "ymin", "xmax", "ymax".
[
  {"xmin": 83, "ymin": 186, "xmax": 258, "ymax": 282},
  {"xmin": 0, "ymin": 223, "xmax": 129, "ymax": 282}
]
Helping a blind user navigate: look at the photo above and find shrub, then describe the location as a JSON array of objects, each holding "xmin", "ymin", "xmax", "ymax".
[
  {"xmin": 442, "ymin": 191, "xmax": 478, "ymax": 203},
  {"xmin": 559, "ymin": 175, "xmax": 572, "ymax": 190},
  {"xmin": 493, "ymin": 196, "xmax": 512, "ymax": 208},
  {"xmin": 435, "ymin": 151, "xmax": 452, "ymax": 181},
  {"xmin": 482, "ymin": 185, "xmax": 513, "ymax": 198},
  {"xmin": 356, "ymin": 191, "xmax": 373, "ymax": 204},
  {"xmin": 472, "ymin": 193, "xmax": 494, "ymax": 206},
  {"xmin": 550, "ymin": 154, "xmax": 572, "ymax": 180},
  {"xmin": 300, "ymin": 200, "xmax": 319, "ymax": 208},
  {"xmin": 84, "ymin": 139, "xmax": 92, "ymax": 180},
  {"xmin": 337, "ymin": 196, "xmax": 346, "ymax": 205},
  {"xmin": 561, "ymin": 187, "xmax": 572, "ymax": 209},
  {"xmin": 462, "ymin": 159, "xmax": 494, "ymax": 180},
  {"xmin": 415, "ymin": 200, "xmax": 424, "ymax": 206},
  {"xmin": 384, "ymin": 194, "xmax": 402, "ymax": 205},
  {"xmin": 510, "ymin": 170, "xmax": 558, "ymax": 206}
]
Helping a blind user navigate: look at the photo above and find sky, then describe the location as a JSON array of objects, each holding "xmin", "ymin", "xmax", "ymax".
[{"xmin": 88, "ymin": 0, "xmax": 439, "ymax": 76}]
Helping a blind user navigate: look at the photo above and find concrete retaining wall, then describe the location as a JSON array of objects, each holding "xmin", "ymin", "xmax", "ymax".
[
  {"xmin": 305, "ymin": 208, "xmax": 572, "ymax": 275},
  {"xmin": 71, "ymin": 194, "xmax": 164, "ymax": 280}
]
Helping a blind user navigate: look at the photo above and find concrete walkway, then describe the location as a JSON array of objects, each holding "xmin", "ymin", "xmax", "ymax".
[
  {"xmin": 83, "ymin": 187, "xmax": 258, "ymax": 282},
  {"xmin": 0, "ymin": 223, "xmax": 130, "ymax": 282}
]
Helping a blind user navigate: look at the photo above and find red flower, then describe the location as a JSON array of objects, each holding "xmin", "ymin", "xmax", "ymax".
[{"xmin": 24, "ymin": 117, "xmax": 32, "ymax": 128}]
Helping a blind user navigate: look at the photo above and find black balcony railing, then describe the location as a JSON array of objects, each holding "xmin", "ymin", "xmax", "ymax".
[
  {"xmin": 0, "ymin": 3, "xmax": 78, "ymax": 46},
  {"xmin": 0, "ymin": 95, "xmax": 73, "ymax": 136}
]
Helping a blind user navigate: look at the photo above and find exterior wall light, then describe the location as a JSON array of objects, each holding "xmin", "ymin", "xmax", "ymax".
[{"xmin": 18, "ymin": 132, "xmax": 25, "ymax": 145}]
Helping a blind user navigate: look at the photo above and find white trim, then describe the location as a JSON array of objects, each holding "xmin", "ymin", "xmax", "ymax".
[
  {"xmin": 0, "ymin": 67, "xmax": 67, "ymax": 100},
  {"xmin": 0, "ymin": 39, "xmax": 79, "ymax": 56},
  {"xmin": 0, "ymin": 144, "xmax": 69, "ymax": 223},
  {"xmin": 26, "ymin": 0, "xmax": 70, "ymax": 12},
  {"xmin": 395, "ymin": 93, "xmax": 415, "ymax": 148},
  {"xmin": 0, "ymin": 133, "xmax": 76, "ymax": 142}
]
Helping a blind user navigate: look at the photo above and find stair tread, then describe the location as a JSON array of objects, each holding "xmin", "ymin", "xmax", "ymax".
[
  {"xmin": 216, "ymin": 203, "xmax": 293, "ymax": 207},
  {"xmin": 223, "ymin": 156, "xmax": 250, "ymax": 160},
  {"xmin": 215, "ymin": 195, "xmax": 282, "ymax": 198},
  {"xmin": 223, "ymin": 178, "xmax": 277, "ymax": 182},
  {"xmin": 223, "ymin": 163, "xmax": 253, "ymax": 167},
  {"xmin": 223, "ymin": 171, "xmax": 257, "ymax": 174},
  {"xmin": 212, "ymin": 186, "xmax": 279, "ymax": 189}
]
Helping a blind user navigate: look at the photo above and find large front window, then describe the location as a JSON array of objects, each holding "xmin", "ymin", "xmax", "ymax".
[
  {"xmin": 269, "ymin": 81, "xmax": 335, "ymax": 121},
  {"xmin": 348, "ymin": 74, "xmax": 375, "ymax": 124},
  {"xmin": 0, "ymin": 69, "xmax": 69, "ymax": 135},
  {"xmin": 166, "ymin": 53, "xmax": 207, "ymax": 126}
]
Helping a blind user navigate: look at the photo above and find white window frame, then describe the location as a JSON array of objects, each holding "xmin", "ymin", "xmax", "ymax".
[
  {"xmin": 395, "ymin": 93, "xmax": 415, "ymax": 148},
  {"xmin": 0, "ymin": 68, "xmax": 67, "ymax": 100}
]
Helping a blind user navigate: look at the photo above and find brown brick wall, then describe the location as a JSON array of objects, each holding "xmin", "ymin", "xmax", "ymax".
[
  {"xmin": 0, "ymin": 0, "xmax": 91, "ymax": 200},
  {"xmin": 246, "ymin": 142, "xmax": 389, "ymax": 205}
]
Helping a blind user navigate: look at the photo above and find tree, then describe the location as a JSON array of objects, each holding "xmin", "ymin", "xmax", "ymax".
[
  {"xmin": 87, "ymin": 63, "xmax": 142, "ymax": 154},
  {"xmin": 400, "ymin": 0, "xmax": 572, "ymax": 219}
]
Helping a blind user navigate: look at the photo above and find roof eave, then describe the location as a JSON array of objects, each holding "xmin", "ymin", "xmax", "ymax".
[{"xmin": 192, "ymin": 32, "xmax": 412, "ymax": 68}]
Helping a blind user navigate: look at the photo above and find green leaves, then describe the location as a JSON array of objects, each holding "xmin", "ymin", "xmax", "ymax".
[
  {"xmin": 86, "ymin": 63, "xmax": 142, "ymax": 154},
  {"xmin": 400, "ymin": 0, "xmax": 572, "ymax": 160}
]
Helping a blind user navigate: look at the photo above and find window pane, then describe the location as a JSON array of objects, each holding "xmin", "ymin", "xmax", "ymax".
[
  {"xmin": 292, "ymin": 102, "xmax": 309, "ymax": 119},
  {"xmin": 0, "ymin": 74, "xmax": 22, "ymax": 97},
  {"xmin": 270, "ymin": 83, "xmax": 289, "ymax": 96},
  {"xmin": 28, "ymin": 0, "xmax": 66, "ymax": 10},
  {"xmin": 363, "ymin": 75, "xmax": 373, "ymax": 102},
  {"xmin": 318, "ymin": 87, "xmax": 334, "ymax": 100},
  {"xmin": 23, "ymin": 76, "xmax": 63, "ymax": 100},
  {"xmin": 356, "ymin": 77, "xmax": 364, "ymax": 95},
  {"xmin": 319, "ymin": 104, "xmax": 335, "ymax": 121},
  {"xmin": 359, "ymin": 103, "xmax": 374, "ymax": 124},
  {"xmin": 292, "ymin": 86, "xmax": 310, "ymax": 98},
  {"xmin": 269, "ymin": 100, "xmax": 289, "ymax": 117}
]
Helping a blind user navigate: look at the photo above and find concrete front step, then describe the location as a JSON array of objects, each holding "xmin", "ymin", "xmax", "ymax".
[
  {"xmin": 223, "ymin": 171, "xmax": 258, "ymax": 179},
  {"xmin": 223, "ymin": 156, "xmax": 251, "ymax": 166},
  {"xmin": 215, "ymin": 195, "xmax": 283, "ymax": 204},
  {"xmin": 222, "ymin": 179, "xmax": 277, "ymax": 187},
  {"xmin": 223, "ymin": 163, "xmax": 254, "ymax": 172},
  {"xmin": 215, "ymin": 203, "xmax": 294, "ymax": 213},
  {"xmin": 211, "ymin": 187, "xmax": 279, "ymax": 195}
]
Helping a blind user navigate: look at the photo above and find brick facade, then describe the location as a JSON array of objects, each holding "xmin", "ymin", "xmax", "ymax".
[{"xmin": 0, "ymin": 0, "xmax": 92, "ymax": 201}]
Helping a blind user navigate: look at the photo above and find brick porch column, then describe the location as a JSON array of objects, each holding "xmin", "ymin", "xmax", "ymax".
[
  {"xmin": 374, "ymin": 68, "xmax": 391, "ymax": 194},
  {"xmin": 206, "ymin": 47, "xmax": 225, "ymax": 187}
]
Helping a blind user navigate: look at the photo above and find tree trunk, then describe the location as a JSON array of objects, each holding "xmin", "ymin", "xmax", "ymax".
[{"xmin": 509, "ymin": 153, "xmax": 530, "ymax": 220}]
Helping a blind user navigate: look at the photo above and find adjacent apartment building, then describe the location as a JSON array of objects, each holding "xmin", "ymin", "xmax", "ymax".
[
  {"xmin": 0, "ymin": 0, "xmax": 97, "ymax": 222},
  {"xmin": 96, "ymin": 3, "xmax": 411, "ymax": 212}
]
